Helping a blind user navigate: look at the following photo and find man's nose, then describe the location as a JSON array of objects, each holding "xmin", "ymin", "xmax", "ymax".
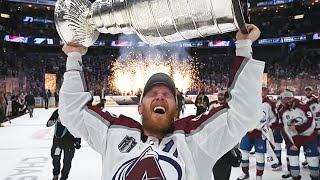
[{"xmin": 155, "ymin": 93, "xmax": 164, "ymax": 100}]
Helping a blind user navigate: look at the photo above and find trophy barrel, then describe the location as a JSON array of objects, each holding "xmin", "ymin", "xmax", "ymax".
[{"xmin": 55, "ymin": 0, "xmax": 249, "ymax": 47}]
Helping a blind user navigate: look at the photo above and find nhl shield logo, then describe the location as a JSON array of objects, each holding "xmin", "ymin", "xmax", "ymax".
[{"xmin": 118, "ymin": 136, "xmax": 137, "ymax": 153}]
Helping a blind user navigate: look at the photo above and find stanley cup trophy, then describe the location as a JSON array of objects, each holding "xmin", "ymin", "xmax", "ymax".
[{"xmin": 55, "ymin": 0, "xmax": 249, "ymax": 47}]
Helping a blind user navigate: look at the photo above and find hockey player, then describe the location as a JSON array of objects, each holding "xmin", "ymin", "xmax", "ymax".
[
  {"xmin": 301, "ymin": 86, "xmax": 320, "ymax": 164},
  {"xmin": 301, "ymin": 86, "xmax": 319, "ymax": 132},
  {"xmin": 47, "ymin": 109, "xmax": 81, "ymax": 180},
  {"xmin": 211, "ymin": 90, "xmax": 241, "ymax": 180},
  {"xmin": 277, "ymin": 91, "xmax": 319, "ymax": 180},
  {"xmin": 59, "ymin": 24, "xmax": 265, "ymax": 179},
  {"xmin": 278, "ymin": 86, "xmax": 301, "ymax": 178},
  {"xmin": 237, "ymin": 85, "xmax": 277, "ymax": 180}
]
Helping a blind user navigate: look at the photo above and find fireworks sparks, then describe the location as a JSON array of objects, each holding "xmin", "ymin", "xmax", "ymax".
[{"xmin": 109, "ymin": 51, "xmax": 198, "ymax": 95}]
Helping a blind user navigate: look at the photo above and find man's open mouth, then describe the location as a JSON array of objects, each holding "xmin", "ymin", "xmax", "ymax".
[{"xmin": 153, "ymin": 106, "xmax": 166, "ymax": 114}]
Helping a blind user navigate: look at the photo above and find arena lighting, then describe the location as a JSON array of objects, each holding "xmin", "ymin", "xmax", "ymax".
[
  {"xmin": 294, "ymin": 14, "xmax": 305, "ymax": 19},
  {"xmin": 0, "ymin": 13, "xmax": 10, "ymax": 18}
]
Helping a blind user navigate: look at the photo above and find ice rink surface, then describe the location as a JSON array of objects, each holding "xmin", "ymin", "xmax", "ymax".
[{"xmin": 0, "ymin": 105, "xmax": 311, "ymax": 180}]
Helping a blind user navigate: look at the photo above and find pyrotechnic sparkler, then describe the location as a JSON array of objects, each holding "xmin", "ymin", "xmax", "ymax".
[{"xmin": 109, "ymin": 51, "xmax": 198, "ymax": 95}]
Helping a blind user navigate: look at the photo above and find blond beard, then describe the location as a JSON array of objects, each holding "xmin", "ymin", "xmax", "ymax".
[{"xmin": 141, "ymin": 108, "xmax": 176, "ymax": 135}]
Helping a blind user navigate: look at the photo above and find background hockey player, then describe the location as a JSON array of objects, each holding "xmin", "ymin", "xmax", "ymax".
[
  {"xmin": 211, "ymin": 89, "xmax": 241, "ymax": 180},
  {"xmin": 275, "ymin": 87, "xmax": 297, "ymax": 178},
  {"xmin": 277, "ymin": 91, "xmax": 319, "ymax": 180},
  {"xmin": 237, "ymin": 85, "xmax": 277, "ymax": 180},
  {"xmin": 301, "ymin": 86, "xmax": 319, "ymax": 132}
]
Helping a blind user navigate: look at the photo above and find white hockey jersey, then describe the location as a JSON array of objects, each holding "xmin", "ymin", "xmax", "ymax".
[
  {"xmin": 278, "ymin": 100, "xmax": 316, "ymax": 147},
  {"xmin": 59, "ymin": 40, "xmax": 265, "ymax": 180},
  {"xmin": 302, "ymin": 96, "xmax": 320, "ymax": 132},
  {"xmin": 247, "ymin": 96, "xmax": 277, "ymax": 139}
]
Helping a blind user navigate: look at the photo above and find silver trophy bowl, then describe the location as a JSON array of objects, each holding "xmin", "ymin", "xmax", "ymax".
[{"xmin": 55, "ymin": 0, "xmax": 249, "ymax": 47}]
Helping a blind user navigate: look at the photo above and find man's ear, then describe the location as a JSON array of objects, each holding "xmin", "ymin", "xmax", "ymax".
[{"xmin": 138, "ymin": 104, "xmax": 142, "ymax": 115}]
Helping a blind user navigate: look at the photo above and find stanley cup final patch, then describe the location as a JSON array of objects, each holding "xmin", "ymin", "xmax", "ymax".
[{"xmin": 118, "ymin": 136, "xmax": 137, "ymax": 153}]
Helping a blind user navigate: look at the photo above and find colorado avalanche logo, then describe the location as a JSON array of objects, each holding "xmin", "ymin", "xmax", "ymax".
[
  {"xmin": 112, "ymin": 147, "xmax": 182, "ymax": 180},
  {"xmin": 287, "ymin": 117, "xmax": 304, "ymax": 126}
]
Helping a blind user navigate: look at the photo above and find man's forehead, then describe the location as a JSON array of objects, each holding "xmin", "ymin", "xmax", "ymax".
[{"xmin": 147, "ymin": 84, "xmax": 172, "ymax": 92}]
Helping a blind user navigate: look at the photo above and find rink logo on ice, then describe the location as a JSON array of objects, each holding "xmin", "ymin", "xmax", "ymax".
[
  {"xmin": 112, "ymin": 147, "xmax": 182, "ymax": 180},
  {"xmin": 118, "ymin": 136, "xmax": 137, "ymax": 153},
  {"xmin": 5, "ymin": 157, "xmax": 48, "ymax": 179}
]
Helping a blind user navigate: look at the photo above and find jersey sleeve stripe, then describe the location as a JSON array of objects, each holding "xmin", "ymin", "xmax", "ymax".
[
  {"xmin": 173, "ymin": 106, "xmax": 227, "ymax": 135},
  {"xmin": 86, "ymin": 103, "xmax": 142, "ymax": 130}
]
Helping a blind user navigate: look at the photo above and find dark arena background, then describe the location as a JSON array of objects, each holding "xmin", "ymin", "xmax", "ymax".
[{"xmin": 0, "ymin": 0, "xmax": 319, "ymax": 179}]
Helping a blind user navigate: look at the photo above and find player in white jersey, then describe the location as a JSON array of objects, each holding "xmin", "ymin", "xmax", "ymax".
[
  {"xmin": 301, "ymin": 86, "xmax": 320, "ymax": 133},
  {"xmin": 277, "ymin": 91, "xmax": 319, "ymax": 180},
  {"xmin": 59, "ymin": 25, "xmax": 265, "ymax": 180},
  {"xmin": 237, "ymin": 85, "xmax": 277, "ymax": 180},
  {"xmin": 274, "ymin": 87, "xmax": 295, "ymax": 178},
  {"xmin": 211, "ymin": 90, "xmax": 241, "ymax": 180}
]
